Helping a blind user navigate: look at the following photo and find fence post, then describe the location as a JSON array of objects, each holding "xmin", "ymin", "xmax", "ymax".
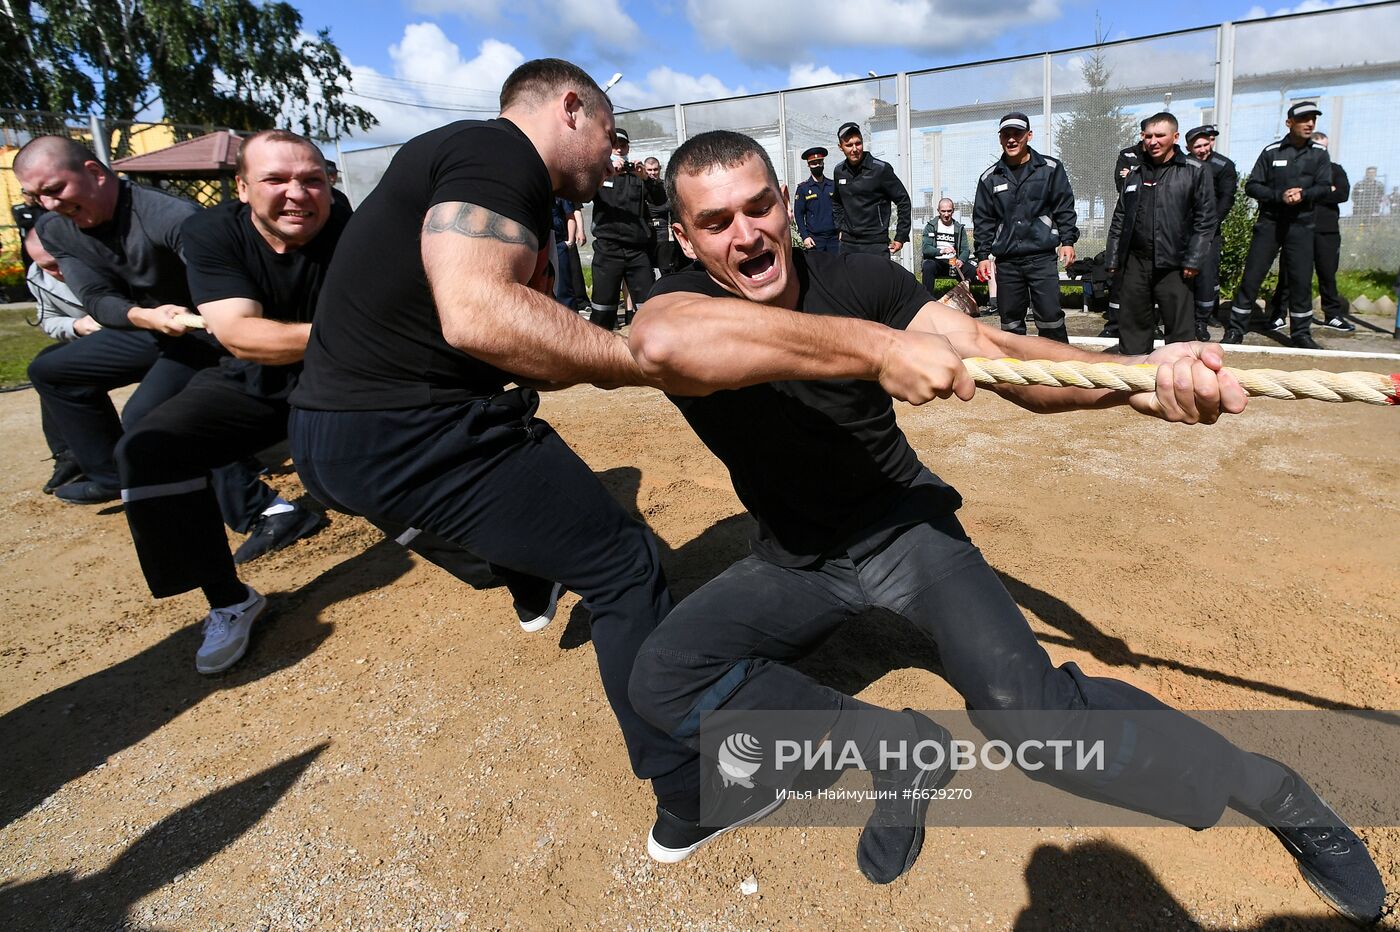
[
  {"xmin": 1215, "ymin": 22, "xmax": 1235, "ymax": 155},
  {"xmin": 1041, "ymin": 53, "xmax": 1053, "ymax": 153},
  {"xmin": 777, "ymin": 90, "xmax": 789, "ymax": 190},
  {"xmin": 89, "ymin": 113, "xmax": 109, "ymax": 166},
  {"xmin": 674, "ymin": 102, "xmax": 686, "ymax": 145},
  {"xmin": 896, "ymin": 72, "xmax": 914, "ymax": 272}
]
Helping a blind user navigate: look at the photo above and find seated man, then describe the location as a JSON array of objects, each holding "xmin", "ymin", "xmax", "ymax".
[
  {"xmin": 17, "ymin": 137, "xmax": 292, "ymax": 559},
  {"xmin": 24, "ymin": 228, "xmax": 97, "ymax": 492},
  {"xmin": 113, "ymin": 130, "xmax": 344, "ymax": 674},
  {"xmin": 624, "ymin": 131, "xmax": 1385, "ymax": 925},
  {"xmin": 919, "ymin": 198, "xmax": 971, "ymax": 295}
]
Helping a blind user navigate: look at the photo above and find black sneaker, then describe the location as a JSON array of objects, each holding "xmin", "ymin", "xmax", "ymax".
[
  {"xmin": 1096, "ymin": 327, "xmax": 1119, "ymax": 339},
  {"xmin": 1246, "ymin": 760, "xmax": 1386, "ymax": 925},
  {"xmin": 1291, "ymin": 332, "xmax": 1323, "ymax": 351},
  {"xmin": 1270, "ymin": 316, "xmax": 1288, "ymax": 331},
  {"xmin": 43, "ymin": 452, "xmax": 83, "ymax": 494},
  {"xmin": 1323, "ymin": 317, "xmax": 1357, "ymax": 333},
  {"xmin": 1222, "ymin": 329, "xmax": 1245, "ymax": 345},
  {"xmin": 646, "ymin": 790, "xmax": 785, "ymax": 864},
  {"xmin": 53, "ymin": 479, "xmax": 120, "ymax": 505},
  {"xmin": 1195, "ymin": 323, "xmax": 1211, "ymax": 342},
  {"xmin": 515, "ymin": 580, "xmax": 565, "ymax": 633},
  {"xmin": 233, "ymin": 505, "xmax": 327, "ymax": 564},
  {"xmin": 856, "ymin": 710, "xmax": 954, "ymax": 885}
]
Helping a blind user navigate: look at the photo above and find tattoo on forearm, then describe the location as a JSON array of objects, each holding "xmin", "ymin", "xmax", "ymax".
[{"xmin": 423, "ymin": 203, "xmax": 539, "ymax": 251}]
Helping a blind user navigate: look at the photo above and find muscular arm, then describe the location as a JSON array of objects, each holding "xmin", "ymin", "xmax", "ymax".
[
  {"xmin": 907, "ymin": 300, "xmax": 1245, "ymax": 423},
  {"xmin": 422, "ymin": 201, "xmax": 643, "ymax": 386},
  {"xmin": 630, "ymin": 291, "xmax": 973, "ymax": 404},
  {"xmin": 198, "ymin": 297, "xmax": 311, "ymax": 366}
]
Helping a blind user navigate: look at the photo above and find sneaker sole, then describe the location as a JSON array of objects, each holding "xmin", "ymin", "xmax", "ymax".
[
  {"xmin": 646, "ymin": 795, "xmax": 786, "ymax": 864},
  {"xmin": 1271, "ymin": 826, "xmax": 1379, "ymax": 925},
  {"xmin": 518, "ymin": 582, "xmax": 565, "ymax": 633},
  {"xmin": 195, "ymin": 597, "xmax": 267, "ymax": 675}
]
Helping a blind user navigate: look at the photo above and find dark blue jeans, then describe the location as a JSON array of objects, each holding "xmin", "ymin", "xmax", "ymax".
[
  {"xmin": 289, "ymin": 391, "xmax": 699, "ymax": 807},
  {"xmin": 630, "ymin": 494, "xmax": 1256, "ymax": 829}
]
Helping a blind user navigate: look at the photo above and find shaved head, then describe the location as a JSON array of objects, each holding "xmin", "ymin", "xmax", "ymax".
[{"xmin": 13, "ymin": 136, "xmax": 105, "ymax": 178}]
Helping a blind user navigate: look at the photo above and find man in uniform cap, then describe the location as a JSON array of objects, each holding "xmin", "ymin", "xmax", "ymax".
[
  {"xmin": 587, "ymin": 126, "xmax": 667, "ymax": 330},
  {"xmin": 972, "ymin": 112, "xmax": 1079, "ymax": 342},
  {"xmin": 1185, "ymin": 124, "xmax": 1237, "ymax": 339},
  {"xmin": 832, "ymin": 122, "xmax": 911, "ymax": 256},
  {"xmin": 1225, "ymin": 101, "xmax": 1331, "ymax": 349},
  {"xmin": 793, "ymin": 146, "xmax": 838, "ymax": 254}
]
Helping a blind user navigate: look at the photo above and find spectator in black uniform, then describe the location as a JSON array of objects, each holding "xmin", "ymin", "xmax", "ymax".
[
  {"xmin": 1225, "ymin": 101, "xmax": 1331, "ymax": 349},
  {"xmin": 288, "ymin": 59, "xmax": 703, "ymax": 855},
  {"xmin": 1351, "ymin": 166, "xmax": 1383, "ymax": 217},
  {"xmin": 832, "ymin": 122, "xmax": 910, "ymax": 256},
  {"xmin": 793, "ymin": 146, "xmax": 838, "ymax": 254},
  {"xmin": 1270, "ymin": 132, "xmax": 1354, "ymax": 333},
  {"xmin": 972, "ymin": 112, "xmax": 1078, "ymax": 342},
  {"xmin": 17, "ymin": 136, "xmax": 275, "ymax": 530},
  {"xmin": 1185, "ymin": 125, "xmax": 1238, "ymax": 339},
  {"xmin": 1102, "ymin": 119, "xmax": 1151, "ymax": 339},
  {"xmin": 114, "ymin": 130, "xmax": 340, "ymax": 674},
  {"xmin": 588, "ymin": 126, "xmax": 666, "ymax": 330},
  {"xmin": 919, "ymin": 198, "xmax": 970, "ymax": 295},
  {"xmin": 644, "ymin": 157, "xmax": 679, "ymax": 275},
  {"xmin": 1105, "ymin": 112, "xmax": 1215, "ymax": 355}
]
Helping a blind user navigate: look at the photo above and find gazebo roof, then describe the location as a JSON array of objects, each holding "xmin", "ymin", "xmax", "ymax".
[{"xmin": 111, "ymin": 130, "xmax": 242, "ymax": 177}]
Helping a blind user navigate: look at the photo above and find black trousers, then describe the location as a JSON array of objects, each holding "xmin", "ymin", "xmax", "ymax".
[
  {"xmin": 28, "ymin": 329, "xmax": 270, "ymax": 525},
  {"xmin": 1191, "ymin": 231, "xmax": 1224, "ymax": 326},
  {"xmin": 839, "ymin": 240, "xmax": 888, "ymax": 256},
  {"xmin": 920, "ymin": 258, "xmax": 965, "ymax": 296},
  {"xmin": 630, "ymin": 491, "xmax": 1269, "ymax": 829},
  {"xmin": 115, "ymin": 363, "xmax": 286, "ymax": 597},
  {"xmin": 996, "ymin": 252, "xmax": 1068, "ymax": 340},
  {"xmin": 1118, "ymin": 253, "xmax": 1194, "ymax": 356},
  {"xmin": 1230, "ymin": 215, "xmax": 1314, "ymax": 336},
  {"xmin": 33, "ymin": 345, "xmax": 69, "ymax": 458},
  {"xmin": 288, "ymin": 391, "xmax": 699, "ymax": 807},
  {"xmin": 1272, "ymin": 231, "xmax": 1344, "ymax": 321},
  {"xmin": 808, "ymin": 233, "xmax": 839, "ymax": 254},
  {"xmin": 591, "ymin": 239, "xmax": 656, "ymax": 330}
]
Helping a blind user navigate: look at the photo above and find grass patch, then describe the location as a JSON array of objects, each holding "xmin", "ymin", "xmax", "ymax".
[{"xmin": 0, "ymin": 306, "xmax": 50, "ymax": 388}]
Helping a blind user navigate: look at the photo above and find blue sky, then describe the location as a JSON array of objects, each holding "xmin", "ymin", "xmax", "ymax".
[{"xmin": 290, "ymin": 0, "xmax": 1372, "ymax": 149}]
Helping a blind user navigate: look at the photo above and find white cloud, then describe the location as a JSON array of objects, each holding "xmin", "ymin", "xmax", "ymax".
[
  {"xmin": 337, "ymin": 24, "xmax": 524, "ymax": 147},
  {"xmin": 787, "ymin": 63, "xmax": 862, "ymax": 88},
  {"xmin": 610, "ymin": 66, "xmax": 748, "ymax": 109},
  {"xmin": 685, "ymin": 0, "xmax": 1061, "ymax": 63},
  {"xmin": 407, "ymin": 0, "xmax": 639, "ymax": 50},
  {"xmin": 1242, "ymin": 0, "xmax": 1365, "ymax": 18}
]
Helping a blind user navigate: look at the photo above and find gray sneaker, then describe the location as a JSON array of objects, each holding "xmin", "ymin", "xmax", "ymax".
[{"xmin": 195, "ymin": 586, "xmax": 267, "ymax": 674}]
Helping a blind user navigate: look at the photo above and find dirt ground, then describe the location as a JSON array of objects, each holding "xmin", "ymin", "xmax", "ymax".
[{"xmin": 1, "ymin": 342, "xmax": 1398, "ymax": 930}]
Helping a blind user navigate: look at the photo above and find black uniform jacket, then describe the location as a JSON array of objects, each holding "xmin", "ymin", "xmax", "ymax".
[
  {"xmin": 1245, "ymin": 135, "xmax": 1332, "ymax": 221},
  {"xmin": 1203, "ymin": 151, "xmax": 1238, "ymax": 230},
  {"xmin": 972, "ymin": 147, "xmax": 1080, "ymax": 261},
  {"xmin": 832, "ymin": 153, "xmax": 911, "ymax": 244},
  {"xmin": 1106, "ymin": 147, "xmax": 1216, "ymax": 272}
]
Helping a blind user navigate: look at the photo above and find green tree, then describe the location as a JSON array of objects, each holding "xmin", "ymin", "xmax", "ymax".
[
  {"xmin": 0, "ymin": 0, "xmax": 377, "ymax": 153},
  {"xmin": 1218, "ymin": 172, "xmax": 1257, "ymax": 301},
  {"xmin": 1055, "ymin": 43, "xmax": 1137, "ymax": 236}
]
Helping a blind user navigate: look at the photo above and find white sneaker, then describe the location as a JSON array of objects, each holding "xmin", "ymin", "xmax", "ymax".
[
  {"xmin": 195, "ymin": 586, "xmax": 267, "ymax": 674},
  {"xmin": 515, "ymin": 581, "xmax": 565, "ymax": 633}
]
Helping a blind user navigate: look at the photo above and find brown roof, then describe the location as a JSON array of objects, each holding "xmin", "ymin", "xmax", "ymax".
[{"xmin": 111, "ymin": 130, "xmax": 242, "ymax": 176}]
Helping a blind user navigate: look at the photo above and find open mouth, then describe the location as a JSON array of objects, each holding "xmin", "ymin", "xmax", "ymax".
[{"xmin": 737, "ymin": 250, "xmax": 777, "ymax": 282}]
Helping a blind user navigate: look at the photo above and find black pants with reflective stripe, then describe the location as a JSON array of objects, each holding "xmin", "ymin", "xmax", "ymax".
[
  {"xmin": 996, "ymin": 252, "xmax": 1067, "ymax": 340},
  {"xmin": 1271, "ymin": 230, "xmax": 1343, "ymax": 321},
  {"xmin": 590, "ymin": 239, "xmax": 656, "ymax": 330},
  {"xmin": 288, "ymin": 392, "xmax": 699, "ymax": 808},
  {"xmin": 1118, "ymin": 253, "xmax": 1194, "ymax": 356},
  {"xmin": 1231, "ymin": 215, "xmax": 1314, "ymax": 335},
  {"xmin": 116, "ymin": 364, "xmax": 283, "ymax": 598},
  {"xmin": 1191, "ymin": 230, "xmax": 1224, "ymax": 325}
]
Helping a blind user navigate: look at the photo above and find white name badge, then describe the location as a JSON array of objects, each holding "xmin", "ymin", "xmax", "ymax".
[
  {"xmin": 1273, "ymin": 160, "xmax": 1288, "ymax": 166},
  {"xmin": 603, "ymin": 180, "xmax": 614, "ymax": 187},
  {"xmin": 993, "ymin": 183, "xmax": 1009, "ymax": 193},
  {"xmin": 839, "ymin": 179, "xmax": 848, "ymax": 184},
  {"xmin": 1125, "ymin": 184, "xmax": 1138, "ymax": 192}
]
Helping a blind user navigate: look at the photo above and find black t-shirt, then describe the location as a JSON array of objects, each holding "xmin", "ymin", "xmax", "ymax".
[
  {"xmin": 183, "ymin": 198, "xmax": 351, "ymax": 399},
  {"xmin": 650, "ymin": 250, "xmax": 961, "ymax": 567},
  {"xmin": 292, "ymin": 119, "xmax": 553, "ymax": 410}
]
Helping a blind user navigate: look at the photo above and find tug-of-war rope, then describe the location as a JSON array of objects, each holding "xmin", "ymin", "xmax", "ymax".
[
  {"xmin": 963, "ymin": 357, "xmax": 1400, "ymax": 406},
  {"xmin": 172, "ymin": 314, "xmax": 1399, "ymax": 405}
]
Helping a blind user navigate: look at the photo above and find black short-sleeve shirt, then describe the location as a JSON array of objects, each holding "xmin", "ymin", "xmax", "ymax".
[
  {"xmin": 182, "ymin": 198, "xmax": 351, "ymax": 398},
  {"xmin": 650, "ymin": 250, "xmax": 961, "ymax": 566},
  {"xmin": 291, "ymin": 119, "xmax": 553, "ymax": 411}
]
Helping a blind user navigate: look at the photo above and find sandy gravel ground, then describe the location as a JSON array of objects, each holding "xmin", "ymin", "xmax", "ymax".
[{"xmin": 1, "ymin": 338, "xmax": 1398, "ymax": 930}]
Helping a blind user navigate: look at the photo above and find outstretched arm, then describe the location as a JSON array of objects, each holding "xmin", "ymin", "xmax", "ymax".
[{"xmin": 907, "ymin": 299, "xmax": 1247, "ymax": 423}]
